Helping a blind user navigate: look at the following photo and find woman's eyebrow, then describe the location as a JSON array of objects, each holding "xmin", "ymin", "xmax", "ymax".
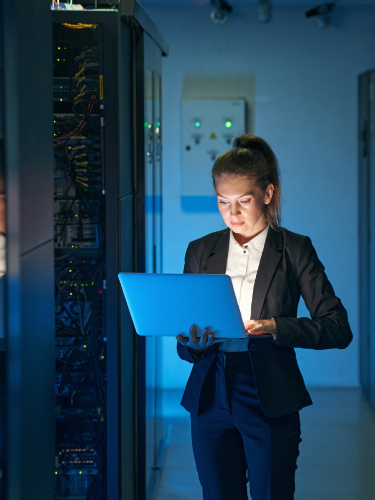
[{"xmin": 216, "ymin": 190, "xmax": 254, "ymax": 198}]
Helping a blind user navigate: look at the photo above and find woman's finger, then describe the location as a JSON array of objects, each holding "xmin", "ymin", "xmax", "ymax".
[
  {"xmin": 246, "ymin": 321, "xmax": 263, "ymax": 330},
  {"xmin": 207, "ymin": 333, "xmax": 214, "ymax": 346},
  {"xmin": 246, "ymin": 323, "xmax": 266, "ymax": 334},
  {"xmin": 246, "ymin": 327, "xmax": 267, "ymax": 335},
  {"xmin": 189, "ymin": 324, "xmax": 197, "ymax": 343},
  {"xmin": 176, "ymin": 335, "xmax": 188, "ymax": 345},
  {"xmin": 244, "ymin": 320, "xmax": 254, "ymax": 330},
  {"xmin": 199, "ymin": 327, "xmax": 209, "ymax": 347}
]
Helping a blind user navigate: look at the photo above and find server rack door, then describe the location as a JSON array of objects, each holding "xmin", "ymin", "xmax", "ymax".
[
  {"xmin": 52, "ymin": 17, "xmax": 113, "ymax": 500},
  {"xmin": 153, "ymin": 54, "xmax": 169, "ymax": 478},
  {"xmin": 358, "ymin": 71, "xmax": 371, "ymax": 400},
  {"xmin": 142, "ymin": 32, "xmax": 168, "ymax": 500},
  {"xmin": 143, "ymin": 35, "xmax": 157, "ymax": 499},
  {"xmin": 117, "ymin": 15, "xmax": 136, "ymax": 500},
  {"xmin": 369, "ymin": 70, "xmax": 375, "ymax": 410}
]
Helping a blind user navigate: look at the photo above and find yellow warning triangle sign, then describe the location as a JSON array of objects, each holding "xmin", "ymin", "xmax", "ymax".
[{"xmin": 209, "ymin": 132, "xmax": 217, "ymax": 140}]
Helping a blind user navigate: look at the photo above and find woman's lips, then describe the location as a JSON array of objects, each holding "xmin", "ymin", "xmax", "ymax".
[{"xmin": 231, "ymin": 221, "xmax": 245, "ymax": 227}]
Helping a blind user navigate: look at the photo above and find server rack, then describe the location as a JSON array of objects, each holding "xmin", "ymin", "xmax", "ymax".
[{"xmin": 52, "ymin": 9, "xmax": 168, "ymax": 500}]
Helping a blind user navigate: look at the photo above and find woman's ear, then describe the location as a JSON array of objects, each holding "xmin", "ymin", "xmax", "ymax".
[{"xmin": 264, "ymin": 184, "xmax": 274, "ymax": 205}]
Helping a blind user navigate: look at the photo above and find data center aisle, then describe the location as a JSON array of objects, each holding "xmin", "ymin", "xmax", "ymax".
[{"xmin": 155, "ymin": 388, "xmax": 375, "ymax": 500}]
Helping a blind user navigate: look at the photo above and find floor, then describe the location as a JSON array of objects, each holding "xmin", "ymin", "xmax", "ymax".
[{"xmin": 155, "ymin": 388, "xmax": 375, "ymax": 500}]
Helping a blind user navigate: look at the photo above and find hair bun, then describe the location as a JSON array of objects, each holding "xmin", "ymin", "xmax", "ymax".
[{"xmin": 232, "ymin": 137, "xmax": 248, "ymax": 149}]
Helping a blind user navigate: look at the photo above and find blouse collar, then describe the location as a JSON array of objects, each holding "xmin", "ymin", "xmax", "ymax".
[{"xmin": 229, "ymin": 224, "xmax": 269, "ymax": 256}]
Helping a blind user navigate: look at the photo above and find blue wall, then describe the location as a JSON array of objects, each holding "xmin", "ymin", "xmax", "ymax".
[{"xmin": 141, "ymin": 2, "xmax": 375, "ymax": 389}]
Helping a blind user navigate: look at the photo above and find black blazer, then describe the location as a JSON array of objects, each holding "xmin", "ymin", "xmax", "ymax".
[{"xmin": 177, "ymin": 225, "xmax": 353, "ymax": 418}]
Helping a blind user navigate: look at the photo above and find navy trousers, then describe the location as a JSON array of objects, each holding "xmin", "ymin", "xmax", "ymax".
[{"xmin": 190, "ymin": 350, "xmax": 302, "ymax": 500}]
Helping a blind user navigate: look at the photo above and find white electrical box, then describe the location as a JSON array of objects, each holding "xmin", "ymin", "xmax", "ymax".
[{"xmin": 181, "ymin": 98, "xmax": 246, "ymax": 211}]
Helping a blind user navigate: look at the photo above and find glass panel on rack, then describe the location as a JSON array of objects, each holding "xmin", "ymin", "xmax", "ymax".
[
  {"xmin": 144, "ymin": 66, "xmax": 157, "ymax": 496},
  {"xmin": 145, "ymin": 67, "xmax": 155, "ymax": 275},
  {"xmin": 154, "ymin": 74, "xmax": 162, "ymax": 274},
  {"xmin": 153, "ymin": 72, "xmax": 168, "ymax": 473},
  {"xmin": 53, "ymin": 23, "xmax": 107, "ymax": 500}
]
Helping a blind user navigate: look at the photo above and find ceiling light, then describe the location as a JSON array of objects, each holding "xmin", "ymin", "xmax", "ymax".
[
  {"xmin": 258, "ymin": 0, "xmax": 272, "ymax": 23},
  {"xmin": 305, "ymin": 2, "xmax": 335, "ymax": 29},
  {"xmin": 210, "ymin": 0, "xmax": 232, "ymax": 25}
]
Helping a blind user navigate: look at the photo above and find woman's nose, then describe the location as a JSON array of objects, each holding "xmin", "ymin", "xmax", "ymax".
[{"xmin": 230, "ymin": 202, "xmax": 241, "ymax": 216}]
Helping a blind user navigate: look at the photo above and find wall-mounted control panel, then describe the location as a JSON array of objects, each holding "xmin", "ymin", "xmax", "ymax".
[{"xmin": 182, "ymin": 99, "xmax": 246, "ymax": 198}]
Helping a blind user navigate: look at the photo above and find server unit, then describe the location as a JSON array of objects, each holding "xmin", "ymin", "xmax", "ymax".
[
  {"xmin": 52, "ymin": 8, "xmax": 168, "ymax": 500},
  {"xmin": 358, "ymin": 69, "xmax": 375, "ymax": 412}
]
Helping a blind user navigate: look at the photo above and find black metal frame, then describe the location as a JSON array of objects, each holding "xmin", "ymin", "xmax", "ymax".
[
  {"xmin": 358, "ymin": 69, "xmax": 375, "ymax": 412},
  {"xmin": 132, "ymin": 22, "xmax": 147, "ymax": 500},
  {"xmin": 358, "ymin": 70, "xmax": 371, "ymax": 403}
]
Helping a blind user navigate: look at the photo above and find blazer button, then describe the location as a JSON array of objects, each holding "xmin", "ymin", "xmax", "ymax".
[{"xmin": 250, "ymin": 343, "xmax": 257, "ymax": 351}]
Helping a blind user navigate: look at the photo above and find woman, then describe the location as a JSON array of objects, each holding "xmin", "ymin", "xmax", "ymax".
[{"xmin": 176, "ymin": 134, "xmax": 352, "ymax": 500}]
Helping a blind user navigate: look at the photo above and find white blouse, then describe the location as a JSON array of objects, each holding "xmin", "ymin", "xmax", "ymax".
[{"xmin": 218, "ymin": 224, "xmax": 269, "ymax": 352}]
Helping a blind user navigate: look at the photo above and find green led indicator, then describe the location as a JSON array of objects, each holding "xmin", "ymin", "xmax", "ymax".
[
  {"xmin": 91, "ymin": 282, "xmax": 94, "ymax": 285},
  {"xmin": 194, "ymin": 121, "xmax": 201, "ymax": 128},
  {"xmin": 58, "ymin": 47, "xmax": 61, "ymax": 50},
  {"xmin": 70, "ymin": 293, "xmax": 73, "ymax": 296},
  {"xmin": 69, "ymin": 270, "xmax": 72, "ymax": 273},
  {"xmin": 225, "ymin": 121, "xmax": 232, "ymax": 129},
  {"xmin": 144, "ymin": 121, "xmax": 148, "ymax": 128},
  {"xmin": 157, "ymin": 122, "xmax": 160, "ymax": 126}
]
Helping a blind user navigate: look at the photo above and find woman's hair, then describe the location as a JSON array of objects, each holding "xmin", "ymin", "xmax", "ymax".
[{"xmin": 211, "ymin": 134, "xmax": 282, "ymax": 230}]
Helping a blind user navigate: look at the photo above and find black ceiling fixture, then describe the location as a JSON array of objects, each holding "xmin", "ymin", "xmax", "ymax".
[
  {"xmin": 305, "ymin": 2, "xmax": 336, "ymax": 29},
  {"xmin": 210, "ymin": 0, "xmax": 233, "ymax": 24}
]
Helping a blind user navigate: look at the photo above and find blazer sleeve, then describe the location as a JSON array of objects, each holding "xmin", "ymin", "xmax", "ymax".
[
  {"xmin": 273, "ymin": 236, "xmax": 353, "ymax": 350},
  {"xmin": 177, "ymin": 243, "xmax": 213, "ymax": 364}
]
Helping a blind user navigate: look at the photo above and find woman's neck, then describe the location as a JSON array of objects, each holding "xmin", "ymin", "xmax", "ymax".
[{"xmin": 232, "ymin": 224, "xmax": 268, "ymax": 246}]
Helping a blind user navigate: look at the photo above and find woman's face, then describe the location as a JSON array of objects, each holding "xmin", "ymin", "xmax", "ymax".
[{"xmin": 215, "ymin": 175, "xmax": 274, "ymax": 239}]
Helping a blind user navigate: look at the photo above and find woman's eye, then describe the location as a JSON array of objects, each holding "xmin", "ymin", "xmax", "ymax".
[
  {"xmin": 218, "ymin": 200, "xmax": 229, "ymax": 204},
  {"xmin": 240, "ymin": 199, "xmax": 251, "ymax": 204}
]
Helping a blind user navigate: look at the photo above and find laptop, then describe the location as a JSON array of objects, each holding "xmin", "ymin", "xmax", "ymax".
[{"xmin": 118, "ymin": 272, "xmax": 269, "ymax": 339}]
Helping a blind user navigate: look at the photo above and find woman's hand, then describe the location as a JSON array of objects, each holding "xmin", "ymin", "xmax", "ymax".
[
  {"xmin": 244, "ymin": 319, "xmax": 276, "ymax": 337},
  {"xmin": 176, "ymin": 324, "xmax": 214, "ymax": 350}
]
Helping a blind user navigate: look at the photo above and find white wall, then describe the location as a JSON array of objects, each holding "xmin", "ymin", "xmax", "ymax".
[{"xmin": 141, "ymin": 2, "xmax": 375, "ymax": 389}]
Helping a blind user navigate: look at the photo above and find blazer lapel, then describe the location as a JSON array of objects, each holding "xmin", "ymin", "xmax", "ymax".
[
  {"xmin": 201, "ymin": 226, "xmax": 284, "ymax": 320},
  {"xmin": 202, "ymin": 228, "xmax": 230, "ymax": 274},
  {"xmin": 251, "ymin": 227, "xmax": 283, "ymax": 320}
]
